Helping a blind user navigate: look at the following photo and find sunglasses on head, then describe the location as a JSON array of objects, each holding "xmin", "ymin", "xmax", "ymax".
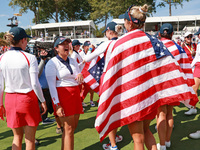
[
  {"xmin": 127, "ymin": 5, "xmax": 145, "ymax": 24},
  {"xmin": 186, "ymin": 35, "xmax": 192, "ymax": 38}
]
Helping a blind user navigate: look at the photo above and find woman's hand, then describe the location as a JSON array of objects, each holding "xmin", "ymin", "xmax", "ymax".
[
  {"xmin": 75, "ymin": 73, "xmax": 84, "ymax": 84},
  {"xmin": 0, "ymin": 105, "xmax": 6, "ymax": 121},
  {"xmin": 192, "ymin": 51, "xmax": 196, "ymax": 57},
  {"xmin": 56, "ymin": 106, "xmax": 65, "ymax": 117},
  {"xmin": 40, "ymin": 101, "xmax": 47, "ymax": 116}
]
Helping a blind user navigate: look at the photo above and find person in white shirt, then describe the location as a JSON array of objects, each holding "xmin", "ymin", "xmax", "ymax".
[
  {"xmin": 79, "ymin": 41, "xmax": 96, "ymax": 107},
  {"xmin": 189, "ymin": 28, "xmax": 200, "ymax": 139},
  {"xmin": 71, "ymin": 39, "xmax": 84, "ymax": 70},
  {"xmin": 0, "ymin": 27, "xmax": 47, "ymax": 150},
  {"xmin": 45, "ymin": 36, "xmax": 84, "ymax": 150}
]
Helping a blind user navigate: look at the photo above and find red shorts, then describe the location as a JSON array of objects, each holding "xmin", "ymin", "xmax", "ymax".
[
  {"xmin": 193, "ymin": 62, "xmax": 200, "ymax": 78},
  {"xmin": 5, "ymin": 90, "xmax": 42, "ymax": 128},
  {"xmin": 54, "ymin": 86, "xmax": 83, "ymax": 117}
]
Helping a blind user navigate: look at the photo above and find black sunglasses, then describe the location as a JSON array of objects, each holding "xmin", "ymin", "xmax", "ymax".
[{"xmin": 186, "ymin": 35, "xmax": 192, "ymax": 38}]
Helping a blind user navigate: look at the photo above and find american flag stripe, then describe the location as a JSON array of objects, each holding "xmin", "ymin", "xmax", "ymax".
[
  {"xmin": 161, "ymin": 38, "xmax": 198, "ymax": 107},
  {"xmin": 97, "ymin": 58, "xmax": 190, "ymax": 119},
  {"xmin": 81, "ymin": 53, "xmax": 104, "ymax": 94},
  {"xmin": 95, "ymin": 29, "xmax": 194, "ymax": 141},
  {"xmin": 161, "ymin": 39, "xmax": 195, "ymax": 86}
]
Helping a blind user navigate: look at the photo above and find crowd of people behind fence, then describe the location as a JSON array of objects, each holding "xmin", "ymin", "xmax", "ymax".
[{"xmin": 1, "ymin": 3, "xmax": 200, "ymax": 150}]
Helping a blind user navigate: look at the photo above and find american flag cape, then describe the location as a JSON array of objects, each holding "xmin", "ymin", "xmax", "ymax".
[
  {"xmin": 81, "ymin": 54, "xmax": 105, "ymax": 94},
  {"xmin": 95, "ymin": 29, "xmax": 195, "ymax": 141},
  {"xmin": 161, "ymin": 38, "xmax": 198, "ymax": 107}
]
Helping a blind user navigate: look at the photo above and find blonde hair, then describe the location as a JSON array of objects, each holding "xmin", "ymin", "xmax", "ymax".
[
  {"xmin": 4, "ymin": 32, "xmax": 20, "ymax": 45},
  {"xmin": 109, "ymin": 25, "xmax": 123, "ymax": 36},
  {"xmin": 129, "ymin": 4, "xmax": 148, "ymax": 29}
]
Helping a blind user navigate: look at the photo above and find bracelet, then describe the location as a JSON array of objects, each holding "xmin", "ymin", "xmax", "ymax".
[{"xmin": 55, "ymin": 103, "xmax": 60, "ymax": 107}]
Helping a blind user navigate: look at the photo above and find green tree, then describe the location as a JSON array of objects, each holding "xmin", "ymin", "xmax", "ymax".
[
  {"xmin": 89, "ymin": 0, "xmax": 156, "ymax": 28},
  {"xmin": 0, "ymin": 32, "xmax": 5, "ymax": 39},
  {"xmin": 157, "ymin": 0, "xmax": 191, "ymax": 16},
  {"xmin": 59, "ymin": 0, "xmax": 91, "ymax": 21}
]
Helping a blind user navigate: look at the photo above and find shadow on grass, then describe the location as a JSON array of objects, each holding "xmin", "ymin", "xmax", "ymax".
[
  {"xmin": 82, "ymin": 125, "xmax": 133, "ymax": 150},
  {"xmin": 35, "ymin": 134, "xmax": 61, "ymax": 150},
  {"xmin": 75, "ymin": 115, "xmax": 96, "ymax": 134},
  {"xmin": 0, "ymin": 129, "xmax": 13, "ymax": 140}
]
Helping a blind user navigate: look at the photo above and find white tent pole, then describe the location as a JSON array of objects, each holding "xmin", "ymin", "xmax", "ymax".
[{"xmin": 74, "ymin": 26, "xmax": 75, "ymax": 39}]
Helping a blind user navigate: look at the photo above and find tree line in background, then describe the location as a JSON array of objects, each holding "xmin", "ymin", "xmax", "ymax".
[{"xmin": 0, "ymin": 0, "xmax": 191, "ymax": 38}]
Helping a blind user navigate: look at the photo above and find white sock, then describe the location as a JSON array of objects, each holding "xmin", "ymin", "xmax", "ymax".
[{"xmin": 165, "ymin": 141, "xmax": 171, "ymax": 147}]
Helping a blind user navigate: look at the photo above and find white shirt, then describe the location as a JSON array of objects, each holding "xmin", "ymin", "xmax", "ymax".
[
  {"xmin": 84, "ymin": 40, "xmax": 116, "ymax": 72},
  {"xmin": 0, "ymin": 49, "xmax": 45, "ymax": 106},
  {"xmin": 70, "ymin": 50, "xmax": 85, "ymax": 71},
  {"xmin": 191, "ymin": 42, "xmax": 200, "ymax": 67},
  {"xmin": 45, "ymin": 56, "xmax": 81, "ymax": 104}
]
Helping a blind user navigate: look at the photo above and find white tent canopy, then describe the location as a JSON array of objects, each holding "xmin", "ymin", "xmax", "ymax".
[
  {"xmin": 31, "ymin": 20, "xmax": 96, "ymax": 39},
  {"xmin": 31, "ymin": 20, "xmax": 96, "ymax": 30},
  {"xmin": 113, "ymin": 15, "xmax": 200, "ymax": 33}
]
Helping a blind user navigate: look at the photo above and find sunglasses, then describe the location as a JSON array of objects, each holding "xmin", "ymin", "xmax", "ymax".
[{"xmin": 186, "ymin": 35, "xmax": 192, "ymax": 38}]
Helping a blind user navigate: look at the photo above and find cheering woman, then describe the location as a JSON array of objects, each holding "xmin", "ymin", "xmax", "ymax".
[{"xmin": 45, "ymin": 36, "xmax": 84, "ymax": 150}]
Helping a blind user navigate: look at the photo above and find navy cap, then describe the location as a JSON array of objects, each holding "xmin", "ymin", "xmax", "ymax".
[
  {"xmin": 83, "ymin": 41, "xmax": 91, "ymax": 46},
  {"xmin": 9, "ymin": 27, "xmax": 32, "ymax": 41},
  {"xmin": 194, "ymin": 28, "xmax": 200, "ymax": 35},
  {"xmin": 160, "ymin": 23, "xmax": 173, "ymax": 34},
  {"xmin": 102, "ymin": 22, "xmax": 117, "ymax": 33},
  {"xmin": 72, "ymin": 40, "xmax": 82, "ymax": 46},
  {"xmin": 119, "ymin": 5, "xmax": 145, "ymax": 24},
  {"xmin": 54, "ymin": 36, "xmax": 71, "ymax": 47}
]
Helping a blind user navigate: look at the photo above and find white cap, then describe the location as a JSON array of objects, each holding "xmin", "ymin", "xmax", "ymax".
[{"xmin": 184, "ymin": 31, "xmax": 193, "ymax": 38}]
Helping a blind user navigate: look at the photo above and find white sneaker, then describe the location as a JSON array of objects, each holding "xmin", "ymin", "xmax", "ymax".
[
  {"xmin": 165, "ymin": 141, "xmax": 171, "ymax": 147},
  {"xmin": 189, "ymin": 130, "xmax": 200, "ymax": 139},
  {"xmin": 157, "ymin": 143, "xmax": 166, "ymax": 150},
  {"xmin": 102, "ymin": 143, "xmax": 119, "ymax": 150},
  {"xmin": 115, "ymin": 135, "xmax": 123, "ymax": 143},
  {"xmin": 90, "ymin": 101, "xmax": 95, "ymax": 107},
  {"xmin": 184, "ymin": 108, "xmax": 197, "ymax": 115},
  {"xmin": 82, "ymin": 102, "xmax": 87, "ymax": 107}
]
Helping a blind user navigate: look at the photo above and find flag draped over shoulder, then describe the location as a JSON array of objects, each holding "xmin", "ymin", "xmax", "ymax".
[
  {"xmin": 95, "ymin": 29, "xmax": 194, "ymax": 142},
  {"xmin": 81, "ymin": 54, "xmax": 104, "ymax": 94},
  {"xmin": 161, "ymin": 39, "xmax": 198, "ymax": 107}
]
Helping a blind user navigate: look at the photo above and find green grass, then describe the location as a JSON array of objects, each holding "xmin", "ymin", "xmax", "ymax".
[{"xmin": 1, "ymin": 93, "xmax": 200, "ymax": 150}]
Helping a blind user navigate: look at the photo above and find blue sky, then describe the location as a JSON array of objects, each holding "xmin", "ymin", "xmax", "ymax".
[{"xmin": 0, "ymin": 0, "xmax": 199, "ymax": 33}]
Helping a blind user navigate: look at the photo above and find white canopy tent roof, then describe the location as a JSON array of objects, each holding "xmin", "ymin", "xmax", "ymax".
[
  {"xmin": 31, "ymin": 20, "xmax": 96, "ymax": 38},
  {"xmin": 113, "ymin": 15, "xmax": 200, "ymax": 33},
  {"xmin": 31, "ymin": 20, "xmax": 96, "ymax": 30}
]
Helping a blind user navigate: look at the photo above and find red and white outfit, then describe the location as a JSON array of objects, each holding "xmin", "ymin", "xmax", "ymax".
[
  {"xmin": 95, "ymin": 29, "xmax": 195, "ymax": 141},
  {"xmin": 0, "ymin": 47, "xmax": 45, "ymax": 128},
  {"xmin": 182, "ymin": 43, "xmax": 196, "ymax": 64},
  {"xmin": 161, "ymin": 38, "xmax": 198, "ymax": 107},
  {"xmin": 45, "ymin": 56, "xmax": 83, "ymax": 116},
  {"xmin": 70, "ymin": 50, "xmax": 84, "ymax": 71},
  {"xmin": 191, "ymin": 42, "xmax": 200, "ymax": 77}
]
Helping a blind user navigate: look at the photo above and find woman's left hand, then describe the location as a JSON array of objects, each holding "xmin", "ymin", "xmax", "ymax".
[
  {"xmin": 41, "ymin": 101, "xmax": 47, "ymax": 116},
  {"xmin": 75, "ymin": 73, "xmax": 84, "ymax": 84}
]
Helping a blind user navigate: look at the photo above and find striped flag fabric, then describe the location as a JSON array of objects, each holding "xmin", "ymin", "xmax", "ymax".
[
  {"xmin": 161, "ymin": 38, "xmax": 198, "ymax": 107},
  {"xmin": 95, "ymin": 29, "xmax": 195, "ymax": 141},
  {"xmin": 81, "ymin": 54, "xmax": 104, "ymax": 94}
]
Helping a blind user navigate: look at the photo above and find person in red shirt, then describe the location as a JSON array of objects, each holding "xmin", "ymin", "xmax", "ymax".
[{"xmin": 181, "ymin": 32, "xmax": 197, "ymax": 64}]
